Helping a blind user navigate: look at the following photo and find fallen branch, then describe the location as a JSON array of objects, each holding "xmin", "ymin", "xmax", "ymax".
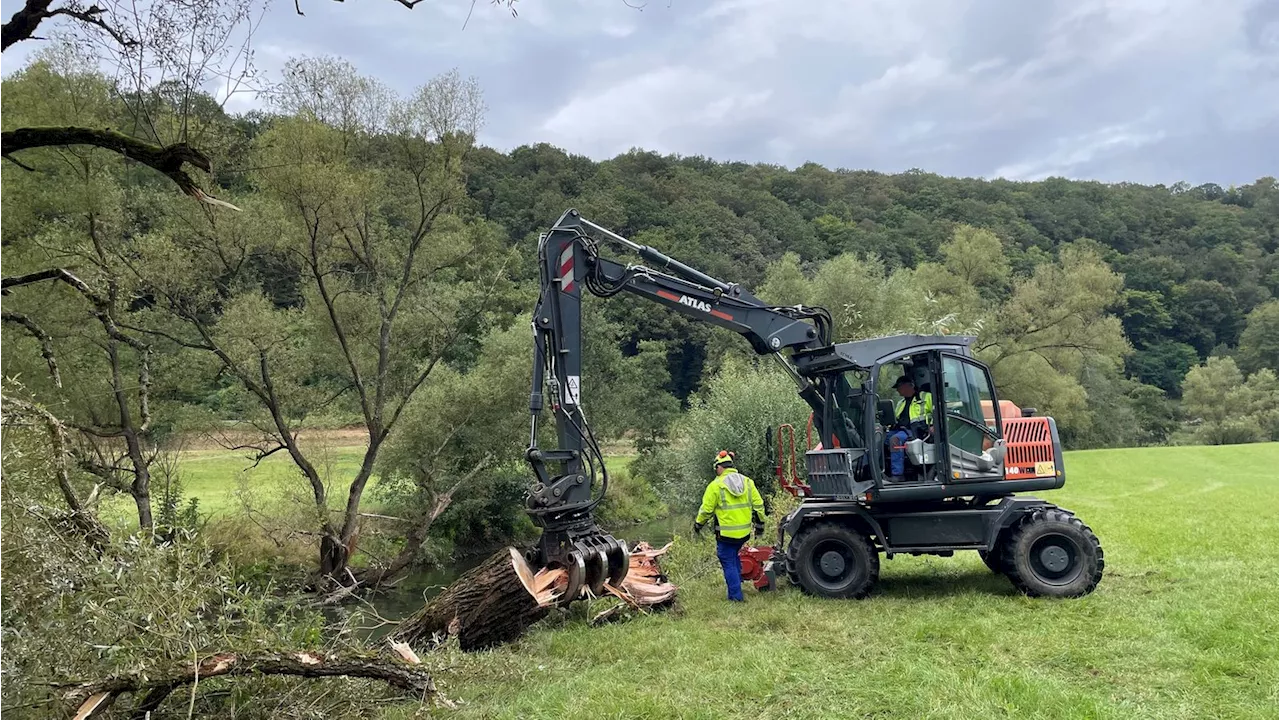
[
  {"xmin": 62, "ymin": 650, "xmax": 435, "ymax": 718},
  {"xmin": 0, "ymin": 394, "xmax": 110, "ymax": 553}
]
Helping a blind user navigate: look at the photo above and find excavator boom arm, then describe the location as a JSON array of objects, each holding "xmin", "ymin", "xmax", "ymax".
[{"xmin": 524, "ymin": 209, "xmax": 830, "ymax": 601}]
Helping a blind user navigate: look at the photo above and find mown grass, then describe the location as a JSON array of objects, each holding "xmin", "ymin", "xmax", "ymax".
[
  {"xmin": 401, "ymin": 443, "xmax": 1279, "ymax": 720},
  {"xmin": 163, "ymin": 445, "xmax": 642, "ymax": 519},
  {"xmin": 175, "ymin": 444, "xmax": 369, "ymax": 515}
]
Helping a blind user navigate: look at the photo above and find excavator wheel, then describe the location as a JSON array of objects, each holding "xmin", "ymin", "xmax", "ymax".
[
  {"xmin": 785, "ymin": 521, "xmax": 879, "ymax": 599},
  {"xmin": 1000, "ymin": 508, "xmax": 1104, "ymax": 598}
]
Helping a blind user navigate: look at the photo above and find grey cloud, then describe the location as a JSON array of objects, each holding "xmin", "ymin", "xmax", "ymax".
[{"xmin": 2, "ymin": 0, "xmax": 1275, "ymax": 185}]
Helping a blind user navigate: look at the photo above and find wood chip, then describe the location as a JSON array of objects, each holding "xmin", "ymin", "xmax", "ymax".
[
  {"xmin": 389, "ymin": 641, "xmax": 421, "ymax": 664},
  {"xmin": 72, "ymin": 691, "xmax": 114, "ymax": 720}
]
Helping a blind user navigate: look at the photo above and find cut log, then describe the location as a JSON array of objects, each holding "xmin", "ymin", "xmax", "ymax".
[
  {"xmin": 391, "ymin": 547, "xmax": 565, "ymax": 652},
  {"xmin": 392, "ymin": 539, "xmax": 678, "ymax": 653}
]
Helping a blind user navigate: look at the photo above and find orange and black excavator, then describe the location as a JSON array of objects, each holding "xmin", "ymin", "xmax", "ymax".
[{"xmin": 524, "ymin": 209, "xmax": 1104, "ymax": 603}]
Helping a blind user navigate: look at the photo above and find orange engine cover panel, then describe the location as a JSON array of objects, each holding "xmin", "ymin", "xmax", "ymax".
[{"xmin": 1001, "ymin": 416, "xmax": 1058, "ymax": 480}]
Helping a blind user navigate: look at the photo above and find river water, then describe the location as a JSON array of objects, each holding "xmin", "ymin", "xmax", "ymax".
[{"xmin": 368, "ymin": 514, "xmax": 686, "ymax": 621}]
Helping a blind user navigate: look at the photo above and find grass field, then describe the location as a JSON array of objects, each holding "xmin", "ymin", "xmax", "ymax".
[
  {"xmin": 173, "ymin": 445, "xmax": 369, "ymax": 515},
  {"xmin": 398, "ymin": 443, "xmax": 1279, "ymax": 720},
  {"xmin": 159, "ymin": 444, "xmax": 642, "ymax": 518}
]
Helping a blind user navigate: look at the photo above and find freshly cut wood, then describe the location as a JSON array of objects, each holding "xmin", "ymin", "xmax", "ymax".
[
  {"xmin": 63, "ymin": 650, "xmax": 435, "ymax": 718},
  {"xmin": 391, "ymin": 547, "xmax": 566, "ymax": 652},
  {"xmin": 609, "ymin": 541, "xmax": 678, "ymax": 607}
]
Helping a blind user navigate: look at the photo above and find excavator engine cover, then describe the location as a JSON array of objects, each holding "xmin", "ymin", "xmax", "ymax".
[{"xmin": 739, "ymin": 545, "xmax": 778, "ymax": 591}]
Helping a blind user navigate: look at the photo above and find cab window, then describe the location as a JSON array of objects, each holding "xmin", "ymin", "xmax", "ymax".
[{"xmin": 941, "ymin": 355, "xmax": 997, "ymax": 454}]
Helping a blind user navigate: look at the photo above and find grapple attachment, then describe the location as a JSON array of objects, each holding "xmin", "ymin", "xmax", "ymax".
[{"xmin": 533, "ymin": 525, "xmax": 630, "ymax": 605}]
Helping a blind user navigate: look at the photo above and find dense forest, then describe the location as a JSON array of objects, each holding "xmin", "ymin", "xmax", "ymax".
[{"xmin": 2, "ymin": 26, "xmax": 1277, "ymax": 716}]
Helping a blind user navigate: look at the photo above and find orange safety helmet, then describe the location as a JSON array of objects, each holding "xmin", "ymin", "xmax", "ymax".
[{"xmin": 712, "ymin": 449, "xmax": 737, "ymax": 468}]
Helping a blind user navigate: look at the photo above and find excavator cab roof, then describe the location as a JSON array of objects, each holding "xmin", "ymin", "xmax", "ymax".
[{"xmin": 794, "ymin": 334, "xmax": 977, "ymax": 376}]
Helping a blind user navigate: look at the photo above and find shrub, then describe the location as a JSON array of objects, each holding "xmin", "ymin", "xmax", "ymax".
[{"xmin": 640, "ymin": 354, "xmax": 810, "ymax": 510}]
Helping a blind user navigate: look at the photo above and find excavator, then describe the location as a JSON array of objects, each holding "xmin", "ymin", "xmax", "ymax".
[{"xmin": 523, "ymin": 209, "xmax": 1104, "ymax": 602}]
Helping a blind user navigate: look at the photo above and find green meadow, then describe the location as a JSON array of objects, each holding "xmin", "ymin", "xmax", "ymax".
[{"xmin": 156, "ymin": 441, "xmax": 1278, "ymax": 719}]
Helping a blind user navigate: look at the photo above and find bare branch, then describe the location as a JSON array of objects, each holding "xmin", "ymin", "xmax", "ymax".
[
  {"xmin": 45, "ymin": 5, "xmax": 136, "ymax": 48},
  {"xmin": 1, "ymin": 311, "xmax": 62, "ymax": 387},
  {"xmin": 2, "ymin": 153, "xmax": 37, "ymax": 171},
  {"xmin": 1, "ymin": 0, "xmax": 54, "ymax": 51},
  {"xmin": 249, "ymin": 442, "xmax": 288, "ymax": 469},
  {"xmin": 2, "ymin": 267, "xmax": 97, "ymax": 298}
]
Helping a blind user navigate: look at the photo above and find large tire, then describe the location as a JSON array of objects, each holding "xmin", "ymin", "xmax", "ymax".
[
  {"xmin": 1001, "ymin": 508, "xmax": 1104, "ymax": 598},
  {"xmin": 977, "ymin": 548, "xmax": 1003, "ymax": 574},
  {"xmin": 785, "ymin": 521, "xmax": 879, "ymax": 599}
]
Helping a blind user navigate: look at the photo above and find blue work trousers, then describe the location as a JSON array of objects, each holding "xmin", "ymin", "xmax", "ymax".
[
  {"xmin": 887, "ymin": 429, "xmax": 911, "ymax": 476},
  {"xmin": 715, "ymin": 537, "xmax": 747, "ymax": 601}
]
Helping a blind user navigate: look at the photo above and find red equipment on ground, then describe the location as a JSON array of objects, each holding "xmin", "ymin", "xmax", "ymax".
[{"xmin": 738, "ymin": 544, "xmax": 777, "ymax": 591}]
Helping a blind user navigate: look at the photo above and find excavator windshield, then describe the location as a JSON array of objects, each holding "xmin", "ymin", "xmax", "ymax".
[{"xmin": 825, "ymin": 369, "xmax": 871, "ymax": 451}]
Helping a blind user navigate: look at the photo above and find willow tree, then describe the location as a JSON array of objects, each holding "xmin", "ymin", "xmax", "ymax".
[{"xmin": 134, "ymin": 58, "xmax": 511, "ymax": 587}]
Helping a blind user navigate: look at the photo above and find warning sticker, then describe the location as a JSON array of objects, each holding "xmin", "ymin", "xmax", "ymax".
[
  {"xmin": 1034, "ymin": 461, "xmax": 1056, "ymax": 477},
  {"xmin": 565, "ymin": 375, "xmax": 581, "ymax": 406}
]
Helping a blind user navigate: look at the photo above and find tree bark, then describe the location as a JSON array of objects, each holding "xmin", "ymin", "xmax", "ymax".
[
  {"xmin": 1, "ymin": 0, "xmax": 53, "ymax": 50},
  {"xmin": 61, "ymin": 650, "xmax": 435, "ymax": 718},
  {"xmin": 0, "ymin": 127, "xmax": 238, "ymax": 208},
  {"xmin": 391, "ymin": 547, "xmax": 565, "ymax": 652}
]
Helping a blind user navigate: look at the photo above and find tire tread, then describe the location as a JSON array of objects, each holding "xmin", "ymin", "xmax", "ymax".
[{"xmin": 1001, "ymin": 508, "xmax": 1104, "ymax": 598}]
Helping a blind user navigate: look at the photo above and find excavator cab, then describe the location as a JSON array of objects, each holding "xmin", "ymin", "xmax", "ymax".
[
  {"xmin": 867, "ymin": 348, "xmax": 1010, "ymax": 487},
  {"xmin": 794, "ymin": 336, "xmax": 1038, "ymax": 499}
]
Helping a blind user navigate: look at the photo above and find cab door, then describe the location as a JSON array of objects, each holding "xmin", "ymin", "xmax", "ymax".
[{"xmin": 938, "ymin": 353, "xmax": 1006, "ymax": 482}]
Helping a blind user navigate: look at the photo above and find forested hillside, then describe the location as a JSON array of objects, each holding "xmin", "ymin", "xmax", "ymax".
[
  {"xmin": 3, "ymin": 13, "xmax": 1278, "ymax": 713},
  {"xmin": 465, "ymin": 142, "xmax": 1279, "ymax": 432}
]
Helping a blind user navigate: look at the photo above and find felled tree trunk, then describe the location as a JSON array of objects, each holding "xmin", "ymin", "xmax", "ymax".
[{"xmin": 392, "ymin": 547, "xmax": 566, "ymax": 652}]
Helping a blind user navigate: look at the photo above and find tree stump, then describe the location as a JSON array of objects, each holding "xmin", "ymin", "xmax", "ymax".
[{"xmin": 391, "ymin": 548, "xmax": 566, "ymax": 652}]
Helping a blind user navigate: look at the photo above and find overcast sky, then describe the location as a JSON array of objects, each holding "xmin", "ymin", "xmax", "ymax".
[{"xmin": 3, "ymin": 0, "xmax": 1277, "ymax": 186}]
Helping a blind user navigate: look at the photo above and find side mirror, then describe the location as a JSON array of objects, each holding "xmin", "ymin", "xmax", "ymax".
[{"xmin": 1021, "ymin": 407, "xmax": 1036, "ymax": 418}]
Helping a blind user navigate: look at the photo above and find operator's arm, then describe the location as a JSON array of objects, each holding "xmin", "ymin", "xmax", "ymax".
[{"xmin": 695, "ymin": 481, "xmax": 719, "ymax": 526}]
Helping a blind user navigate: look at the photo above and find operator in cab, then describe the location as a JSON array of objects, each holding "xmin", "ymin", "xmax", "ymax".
[
  {"xmin": 693, "ymin": 450, "xmax": 766, "ymax": 602},
  {"xmin": 886, "ymin": 376, "xmax": 934, "ymax": 482}
]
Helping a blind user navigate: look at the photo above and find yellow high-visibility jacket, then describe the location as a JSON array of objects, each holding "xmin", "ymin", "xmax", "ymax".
[
  {"xmin": 893, "ymin": 391, "xmax": 934, "ymax": 425},
  {"xmin": 695, "ymin": 468, "xmax": 765, "ymax": 540}
]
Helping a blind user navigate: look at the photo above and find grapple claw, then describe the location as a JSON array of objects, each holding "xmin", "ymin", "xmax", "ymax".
[
  {"xmin": 580, "ymin": 542, "xmax": 609, "ymax": 597},
  {"xmin": 606, "ymin": 540, "xmax": 630, "ymax": 587},
  {"xmin": 558, "ymin": 551, "xmax": 586, "ymax": 605}
]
